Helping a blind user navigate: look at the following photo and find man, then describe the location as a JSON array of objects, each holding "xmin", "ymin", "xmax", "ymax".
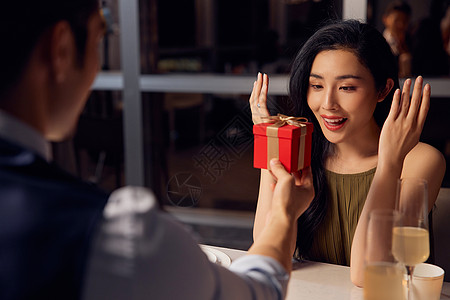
[
  {"xmin": 0, "ymin": 0, "xmax": 314, "ymax": 299},
  {"xmin": 0, "ymin": 1, "xmax": 109, "ymax": 300}
]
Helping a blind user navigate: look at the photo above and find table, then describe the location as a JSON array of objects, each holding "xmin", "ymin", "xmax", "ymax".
[{"xmin": 206, "ymin": 245, "xmax": 450, "ymax": 300}]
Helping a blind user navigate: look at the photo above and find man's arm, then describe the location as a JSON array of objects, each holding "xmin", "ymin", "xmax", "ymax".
[{"xmin": 84, "ymin": 160, "xmax": 313, "ymax": 300}]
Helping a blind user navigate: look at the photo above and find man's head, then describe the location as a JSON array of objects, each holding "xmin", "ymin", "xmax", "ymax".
[
  {"xmin": 0, "ymin": 0, "xmax": 105, "ymax": 141},
  {"xmin": 0, "ymin": 0, "xmax": 99, "ymax": 97}
]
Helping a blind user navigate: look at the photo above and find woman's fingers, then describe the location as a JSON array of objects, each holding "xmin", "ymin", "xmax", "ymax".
[
  {"xmin": 255, "ymin": 73, "xmax": 269, "ymax": 110},
  {"xmin": 250, "ymin": 73, "xmax": 262, "ymax": 123},
  {"xmin": 258, "ymin": 73, "xmax": 269, "ymax": 109},
  {"xmin": 400, "ymin": 78, "xmax": 412, "ymax": 117},
  {"xmin": 395, "ymin": 76, "xmax": 430, "ymax": 126},
  {"xmin": 399, "ymin": 76, "xmax": 430, "ymax": 129},
  {"xmin": 254, "ymin": 72, "xmax": 263, "ymax": 101},
  {"xmin": 379, "ymin": 77, "xmax": 432, "ymax": 165},
  {"xmin": 249, "ymin": 81, "xmax": 256, "ymax": 105},
  {"xmin": 249, "ymin": 74, "xmax": 261, "ymax": 106},
  {"xmin": 249, "ymin": 73, "xmax": 262, "ymax": 107},
  {"xmin": 407, "ymin": 76, "xmax": 423, "ymax": 121},
  {"xmin": 388, "ymin": 88, "xmax": 401, "ymax": 121},
  {"xmin": 417, "ymin": 83, "xmax": 431, "ymax": 130},
  {"xmin": 249, "ymin": 72, "xmax": 270, "ymax": 124}
]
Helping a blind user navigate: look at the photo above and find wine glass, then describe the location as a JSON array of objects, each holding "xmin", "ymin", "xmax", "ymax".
[
  {"xmin": 392, "ymin": 178, "xmax": 429, "ymax": 300},
  {"xmin": 364, "ymin": 209, "xmax": 403, "ymax": 300}
]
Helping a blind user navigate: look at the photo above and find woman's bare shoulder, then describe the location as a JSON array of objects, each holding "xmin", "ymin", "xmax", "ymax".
[
  {"xmin": 406, "ymin": 142, "xmax": 445, "ymax": 163},
  {"xmin": 403, "ymin": 142, "xmax": 446, "ymax": 182},
  {"xmin": 403, "ymin": 142, "xmax": 446, "ymax": 207}
]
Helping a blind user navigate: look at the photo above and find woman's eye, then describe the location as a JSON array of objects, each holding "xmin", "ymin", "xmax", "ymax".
[
  {"xmin": 340, "ymin": 86, "xmax": 356, "ymax": 91},
  {"xmin": 310, "ymin": 84, "xmax": 322, "ymax": 90}
]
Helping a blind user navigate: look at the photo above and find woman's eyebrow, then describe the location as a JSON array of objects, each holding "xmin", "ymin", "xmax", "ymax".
[
  {"xmin": 309, "ymin": 74, "xmax": 363, "ymax": 80},
  {"xmin": 309, "ymin": 73, "xmax": 323, "ymax": 79},
  {"xmin": 335, "ymin": 75, "xmax": 363, "ymax": 80}
]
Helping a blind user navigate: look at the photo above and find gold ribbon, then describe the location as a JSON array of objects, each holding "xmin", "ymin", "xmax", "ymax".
[
  {"xmin": 263, "ymin": 114, "xmax": 309, "ymax": 170},
  {"xmin": 261, "ymin": 114, "xmax": 309, "ymax": 128}
]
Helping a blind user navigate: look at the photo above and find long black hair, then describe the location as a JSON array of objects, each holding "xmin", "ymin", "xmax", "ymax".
[{"xmin": 288, "ymin": 19, "xmax": 399, "ymax": 258}]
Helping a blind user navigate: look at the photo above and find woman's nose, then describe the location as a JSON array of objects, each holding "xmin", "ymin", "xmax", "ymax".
[{"xmin": 321, "ymin": 89, "xmax": 338, "ymax": 110}]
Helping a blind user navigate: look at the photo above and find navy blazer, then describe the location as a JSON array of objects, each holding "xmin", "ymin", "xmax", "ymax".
[{"xmin": 0, "ymin": 138, "xmax": 108, "ymax": 300}]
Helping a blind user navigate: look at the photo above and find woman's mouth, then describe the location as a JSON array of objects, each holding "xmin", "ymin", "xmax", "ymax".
[{"xmin": 321, "ymin": 116, "xmax": 347, "ymax": 131}]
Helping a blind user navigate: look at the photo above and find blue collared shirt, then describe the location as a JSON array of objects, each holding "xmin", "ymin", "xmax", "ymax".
[{"xmin": 84, "ymin": 186, "xmax": 289, "ymax": 300}]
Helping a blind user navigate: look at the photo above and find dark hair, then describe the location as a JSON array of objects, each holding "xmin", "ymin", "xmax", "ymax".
[
  {"xmin": 383, "ymin": 0, "xmax": 412, "ymax": 17},
  {"xmin": 287, "ymin": 19, "xmax": 399, "ymax": 258},
  {"xmin": 0, "ymin": 0, "xmax": 99, "ymax": 97}
]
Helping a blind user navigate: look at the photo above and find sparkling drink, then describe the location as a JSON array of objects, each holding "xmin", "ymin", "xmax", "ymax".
[
  {"xmin": 392, "ymin": 226, "xmax": 429, "ymax": 266},
  {"xmin": 364, "ymin": 263, "xmax": 404, "ymax": 300}
]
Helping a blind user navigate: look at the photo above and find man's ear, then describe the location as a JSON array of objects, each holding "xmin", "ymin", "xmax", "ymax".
[
  {"xmin": 377, "ymin": 78, "xmax": 395, "ymax": 102},
  {"xmin": 49, "ymin": 21, "xmax": 75, "ymax": 83}
]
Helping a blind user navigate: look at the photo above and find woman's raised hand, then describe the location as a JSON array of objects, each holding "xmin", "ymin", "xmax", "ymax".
[
  {"xmin": 249, "ymin": 72, "xmax": 270, "ymax": 124},
  {"xmin": 378, "ymin": 76, "xmax": 430, "ymax": 167}
]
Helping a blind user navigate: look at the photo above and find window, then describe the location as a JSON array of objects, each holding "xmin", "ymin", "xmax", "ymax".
[{"xmin": 69, "ymin": 0, "xmax": 450, "ymax": 250}]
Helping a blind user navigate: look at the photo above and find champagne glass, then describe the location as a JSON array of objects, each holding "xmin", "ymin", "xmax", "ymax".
[
  {"xmin": 364, "ymin": 209, "xmax": 404, "ymax": 300},
  {"xmin": 392, "ymin": 178, "xmax": 429, "ymax": 300}
]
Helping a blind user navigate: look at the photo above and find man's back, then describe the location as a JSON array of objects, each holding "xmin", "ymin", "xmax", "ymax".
[{"xmin": 0, "ymin": 138, "xmax": 108, "ymax": 300}]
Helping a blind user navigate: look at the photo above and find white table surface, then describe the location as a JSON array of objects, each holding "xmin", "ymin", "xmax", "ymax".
[{"xmin": 205, "ymin": 245, "xmax": 450, "ymax": 300}]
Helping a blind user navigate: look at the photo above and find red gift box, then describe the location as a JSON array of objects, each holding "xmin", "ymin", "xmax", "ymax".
[{"xmin": 253, "ymin": 115, "xmax": 313, "ymax": 173}]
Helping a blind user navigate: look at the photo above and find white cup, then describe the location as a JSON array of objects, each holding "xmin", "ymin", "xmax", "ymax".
[{"xmin": 411, "ymin": 263, "xmax": 445, "ymax": 300}]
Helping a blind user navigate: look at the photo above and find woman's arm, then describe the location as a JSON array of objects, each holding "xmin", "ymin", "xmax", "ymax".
[
  {"xmin": 350, "ymin": 77, "xmax": 445, "ymax": 287},
  {"xmin": 253, "ymin": 170, "xmax": 276, "ymax": 241},
  {"xmin": 249, "ymin": 72, "xmax": 276, "ymax": 241},
  {"xmin": 401, "ymin": 143, "xmax": 446, "ymax": 211}
]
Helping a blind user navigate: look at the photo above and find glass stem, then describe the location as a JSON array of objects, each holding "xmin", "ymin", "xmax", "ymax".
[{"xmin": 405, "ymin": 265, "xmax": 415, "ymax": 300}]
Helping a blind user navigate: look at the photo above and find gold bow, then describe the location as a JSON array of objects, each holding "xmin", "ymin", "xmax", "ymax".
[{"xmin": 261, "ymin": 114, "xmax": 309, "ymax": 128}]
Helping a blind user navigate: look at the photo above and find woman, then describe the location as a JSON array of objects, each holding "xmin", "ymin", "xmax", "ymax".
[{"xmin": 249, "ymin": 20, "xmax": 446, "ymax": 287}]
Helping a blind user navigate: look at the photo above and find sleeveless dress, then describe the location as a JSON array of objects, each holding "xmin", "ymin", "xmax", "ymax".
[{"xmin": 307, "ymin": 168, "xmax": 376, "ymax": 266}]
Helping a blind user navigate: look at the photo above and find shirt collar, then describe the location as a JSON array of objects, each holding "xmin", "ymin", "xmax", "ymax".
[{"xmin": 0, "ymin": 110, "xmax": 52, "ymax": 161}]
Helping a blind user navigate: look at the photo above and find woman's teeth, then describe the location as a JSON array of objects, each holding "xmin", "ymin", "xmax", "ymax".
[{"xmin": 324, "ymin": 117, "xmax": 347, "ymax": 125}]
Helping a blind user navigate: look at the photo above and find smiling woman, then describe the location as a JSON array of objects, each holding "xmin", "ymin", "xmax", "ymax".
[{"xmin": 250, "ymin": 19, "xmax": 446, "ymax": 287}]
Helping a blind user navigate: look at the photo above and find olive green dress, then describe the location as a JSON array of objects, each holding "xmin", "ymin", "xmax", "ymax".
[{"xmin": 307, "ymin": 168, "xmax": 376, "ymax": 266}]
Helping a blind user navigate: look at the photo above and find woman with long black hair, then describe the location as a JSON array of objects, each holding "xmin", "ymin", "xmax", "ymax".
[{"xmin": 250, "ymin": 19, "xmax": 445, "ymax": 287}]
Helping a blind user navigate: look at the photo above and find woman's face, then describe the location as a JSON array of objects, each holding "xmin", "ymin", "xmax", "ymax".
[{"xmin": 307, "ymin": 49, "xmax": 382, "ymax": 145}]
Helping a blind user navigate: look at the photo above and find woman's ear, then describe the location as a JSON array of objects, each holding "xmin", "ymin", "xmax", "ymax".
[{"xmin": 377, "ymin": 78, "xmax": 395, "ymax": 102}]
